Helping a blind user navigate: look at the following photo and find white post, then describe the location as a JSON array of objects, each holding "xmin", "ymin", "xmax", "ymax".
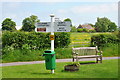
[
  {"xmin": 50, "ymin": 14, "xmax": 55, "ymax": 74},
  {"xmin": 50, "ymin": 14, "xmax": 54, "ymax": 51}
]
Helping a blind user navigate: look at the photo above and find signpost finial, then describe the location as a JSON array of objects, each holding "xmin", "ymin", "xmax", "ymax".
[{"xmin": 50, "ymin": 14, "xmax": 55, "ymax": 17}]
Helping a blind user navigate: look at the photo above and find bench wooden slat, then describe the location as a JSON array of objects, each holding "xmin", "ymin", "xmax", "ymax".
[
  {"xmin": 73, "ymin": 55, "xmax": 101, "ymax": 58},
  {"xmin": 72, "ymin": 47, "xmax": 96, "ymax": 50},
  {"xmin": 73, "ymin": 49, "xmax": 97, "ymax": 56}
]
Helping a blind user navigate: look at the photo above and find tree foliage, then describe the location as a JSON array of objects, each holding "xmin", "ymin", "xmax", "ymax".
[
  {"xmin": 64, "ymin": 18, "xmax": 72, "ymax": 22},
  {"xmin": 95, "ymin": 17, "xmax": 117, "ymax": 32},
  {"xmin": 108, "ymin": 22, "xmax": 117, "ymax": 32},
  {"xmin": 91, "ymin": 34, "xmax": 119, "ymax": 48},
  {"xmin": 2, "ymin": 18, "xmax": 16, "ymax": 31},
  {"xmin": 64, "ymin": 18, "xmax": 72, "ymax": 26},
  {"xmin": 21, "ymin": 15, "xmax": 40, "ymax": 32},
  {"xmin": 88, "ymin": 23, "xmax": 94, "ymax": 27},
  {"xmin": 70, "ymin": 26, "xmax": 77, "ymax": 32}
]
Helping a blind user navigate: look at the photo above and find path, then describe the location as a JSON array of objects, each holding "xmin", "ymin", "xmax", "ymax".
[{"xmin": 0, "ymin": 57, "xmax": 119, "ymax": 67}]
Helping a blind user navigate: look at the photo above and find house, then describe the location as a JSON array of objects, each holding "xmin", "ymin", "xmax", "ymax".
[{"xmin": 77, "ymin": 24, "xmax": 94, "ymax": 30}]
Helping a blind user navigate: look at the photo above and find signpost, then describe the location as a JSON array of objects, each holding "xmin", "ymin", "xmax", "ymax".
[{"xmin": 35, "ymin": 14, "xmax": 71, "ymax": 74}]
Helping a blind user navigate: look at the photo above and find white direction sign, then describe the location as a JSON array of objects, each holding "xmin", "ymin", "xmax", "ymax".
[
  {"xmin": 35, "ymin": 21, "xmax": 71, "ymax": 32},
  {"xmin": 35, "ymin": 22, "xmax": 50, "ymax": 28},
  {"xmin": 54, "ymin": 21, "xmax": 71, "ymax": 32}
]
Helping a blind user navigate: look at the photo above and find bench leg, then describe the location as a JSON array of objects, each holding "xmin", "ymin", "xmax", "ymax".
[
  {"xmin": 96, "ymin": 57, "xmax": 98, "ymax": 63},
  {"xmin": 73, "ymin": 58, "xmax": 75, "ymax": 62},
  {"xmin": 100, "ymin": 56, "xmax": 102, "ymax": 63},
  {"xmin": 76, "ymin": 57, "xmax": 78, "ymax": 62}
]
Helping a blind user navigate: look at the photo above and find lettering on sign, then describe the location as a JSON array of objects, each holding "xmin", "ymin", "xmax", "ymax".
[
  {"xmin": 36, "ymin": 22, "xmax": 50, "ymax": 28},
  {"xmin": 54, "ymin": 21, "xmax": 71, "ymax": 32}
]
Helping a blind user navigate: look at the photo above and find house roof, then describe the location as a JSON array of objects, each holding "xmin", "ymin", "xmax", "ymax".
[{"xmin": 78, "ymin": 24, "xmax": 94, "ymax": 30}]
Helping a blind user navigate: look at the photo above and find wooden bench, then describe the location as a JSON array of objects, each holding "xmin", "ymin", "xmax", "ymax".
[{"xmin": 72, "ymin": 46, "xmax": 103, "ymax": 63}]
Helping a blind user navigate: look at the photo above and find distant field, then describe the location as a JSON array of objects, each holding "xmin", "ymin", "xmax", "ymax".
[{"xmin": 70, "ymin": 32, "xmax": 112, "ymax": 47}]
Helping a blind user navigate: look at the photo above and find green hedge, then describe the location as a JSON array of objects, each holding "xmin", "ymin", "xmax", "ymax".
[
  {"xmin": 2, "ymin": 31, "xmax": 70, "ymax": 50},
  {"xmin": 91, "ymin": 34, "xmax": 119, "ymax": 48}
]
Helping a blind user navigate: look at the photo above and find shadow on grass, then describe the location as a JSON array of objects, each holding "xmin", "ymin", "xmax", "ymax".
[
  {"xmin": 80, "ymin": 62, "xmax": 97, "ymax": 65},
  {"xmin": 18, "ymin": 71, "xmax": 52, "ymax": 75},
  {"xmin": 61, "ymin": 70, "xmax": 79, "ymax": 72},
  {"xmin": 31, "ymin": 73, "xmax": 51, "ymax": 75}
]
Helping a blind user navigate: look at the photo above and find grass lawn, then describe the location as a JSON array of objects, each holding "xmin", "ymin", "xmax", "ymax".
[{"xmin": 1, "ymin": 59, "xmax": 118, "ymax": 78}]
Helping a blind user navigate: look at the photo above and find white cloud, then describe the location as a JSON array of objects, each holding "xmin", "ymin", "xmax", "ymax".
[
  {"xmin": 58, "ymin": 3, "xmax": 118, "ymax": 14},
  {"xmin": 3, "ymin": 13, "xmax": 17, "ymax": 19},
  {"xmin": 56, "ymin": 3, "xmax": 118, "ymax": 26},
  {"xmin": 2, "ymin": 2, "xmax": 21, "ymax": 9},
  {"xmin": 57, "ymin": 9, "xmax": 68, "ymax": 14}
]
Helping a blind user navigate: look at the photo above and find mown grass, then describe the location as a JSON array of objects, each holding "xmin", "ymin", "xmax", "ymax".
[{"xmin": 1, "ymin": 59, "xmax": 118, "ymax": 78}]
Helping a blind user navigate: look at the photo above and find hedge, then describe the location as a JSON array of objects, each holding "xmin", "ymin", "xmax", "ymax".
[
  {"xmin": 2, "ymin": 31, "xmax": 71, "ymax": 50},
  {"xmin": 91, "ymin": 34, "xmax": 119, "ymax": 48}
]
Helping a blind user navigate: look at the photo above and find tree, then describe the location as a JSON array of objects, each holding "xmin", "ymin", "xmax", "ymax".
[
  {"xmin": 21, "ymin": 15, "xmax": 40, "ymax": 32},
  {"xmin": 2, "ymin": 18, "xmax": 16, "ymax": 31},
  {"xmin": 88, "ymin": 23, "xmax": 94, "ymax": 27},
  {"xmin": 108, "ymin": 22, "xmax": 117, "ymax": 32},
  {"xmin": 70, "ymin": 26, "xmax": 77, "ymax": 32},
  {"xmin": 64, "ymin": 18, "xmax": 72, "ymax": 22},
  {"xmin": 95, "ymin": 17, "xmax": 111, "ymax": 32},
  {"xmin": 64, "ymin": 18, "xmax": 72, "ymax": 26}
]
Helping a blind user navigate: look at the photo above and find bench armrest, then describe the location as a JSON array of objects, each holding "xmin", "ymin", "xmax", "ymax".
[
  {"xmin": 72, "ymin": 51, "xmax": 78, "ymax": 55},
  {"xmin": 72, "ymin": 51, "xmax": 76, "ymax": 54},
  {"xmin": 97, "ymin": 50, "xmax": 103, "ymax": 55}
]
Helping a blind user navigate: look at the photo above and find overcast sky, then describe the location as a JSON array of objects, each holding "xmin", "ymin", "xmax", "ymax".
[{"xmin": 0, "ymin": 0, "xmax": 119, "ymax": 30}]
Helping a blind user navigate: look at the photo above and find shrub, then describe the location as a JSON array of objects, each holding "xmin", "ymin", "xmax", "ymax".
[
  {"xmin": 89, "ymin": 29, "xmax": 96, "ymax": 33},
  {"xmin": 55, "ymin": 32, "xmax": 70, "ymax": 48},
  {"xmin": 91, "ymin": 34, "xmax": 119, "ymax": 48},
  {"xmin": 70, "ymin": 26, "xmax": 77, "ymax": 32},
  {"xmin": 77, "ymin": 28, "xmax": 84, "ymax": 32},
  {"xmin": 117, "ymin": 31, "xmax": 120, "ymax": 39},
  {"xmin": 77, "ymin": 28, "xmax": 89, "ymax": 32},
  {"xmin": 83, "ymin": 28, "xmax": 88, "ymax": 32},
  {"xmin": 2, "ymin": 31, "xmax": 71, "ymax": 50}
]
